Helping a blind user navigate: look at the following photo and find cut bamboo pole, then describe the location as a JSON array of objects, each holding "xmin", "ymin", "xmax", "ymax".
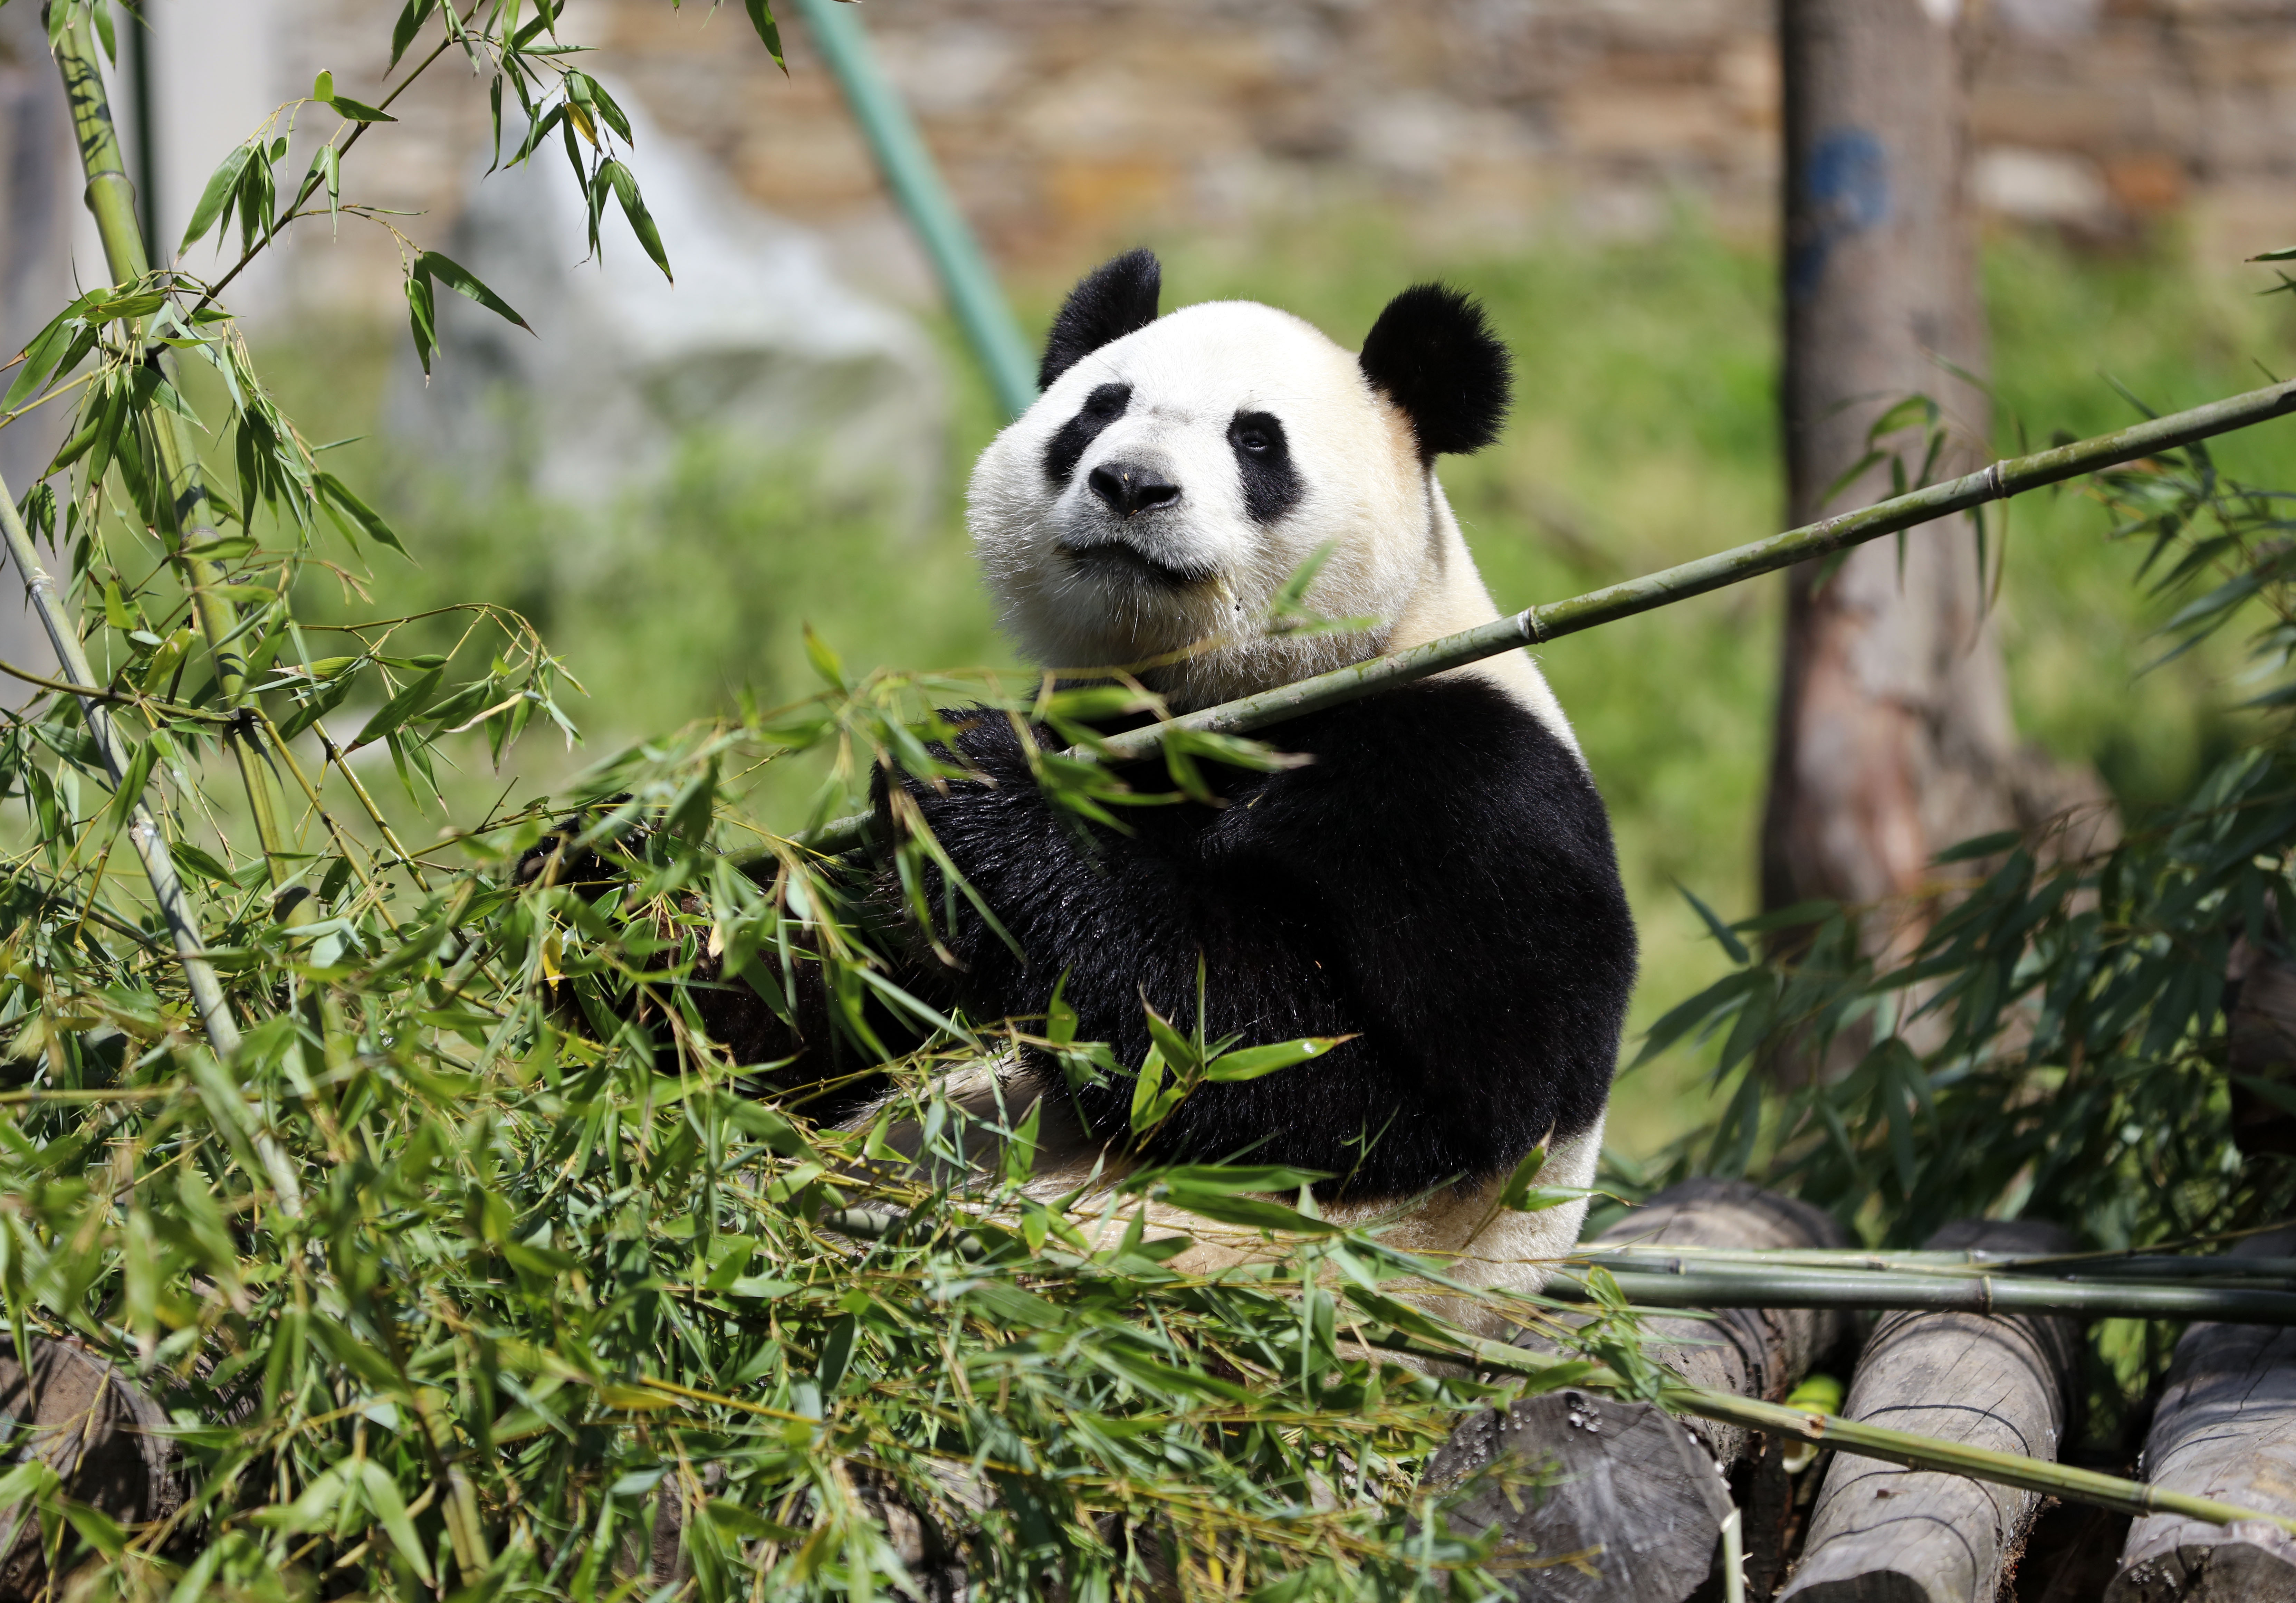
[
  {"xmin": 1587, "ymin": 1246, "xmax": 2296, "ymax": 1284},
  {"xmin": 1778, "ymin": 1218, "xmax": 2082, "ymax": 1603},
  {"xmin": 1541, "ymin": 1265, "xmax": 2296, "ymax": 1325},
  {"xmin": 775, "ymin": 374, "xmax": 2296, "ymax": 863},
  {"xmin": 1427, "ymin": 1178, "xmax": 1854, "ymax": 1601},
  {"xmin": 0, "ymin": 462, "xmax": 237, "ymax": 1053},
  {"xmin": 2107, "ymin": 1227, "xmax": 2296, "ymax": 1601}
]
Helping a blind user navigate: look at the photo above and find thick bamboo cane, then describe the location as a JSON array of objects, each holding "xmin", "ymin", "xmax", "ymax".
[
  {"xmin": 776, "ymin": 375, "xmax": 2296, "ymax": 863},
  {"xmin": 0, "ymin": 463, "xmax": 237, "ymax": 1053},
  {"xmin": 52, "ymin": 11, "xmax": 302, "ymax": 906}
]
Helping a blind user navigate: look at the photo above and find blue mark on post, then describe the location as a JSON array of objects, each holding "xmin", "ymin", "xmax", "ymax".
[{"xmin": 1788, "ymin": 126, "xmax": 1890, "ymax": 303}]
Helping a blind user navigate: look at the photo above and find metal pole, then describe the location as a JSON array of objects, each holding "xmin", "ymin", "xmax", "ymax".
[{"xmin": 790, "ymin": 0, "xmax": 1038, "ymax": 422}]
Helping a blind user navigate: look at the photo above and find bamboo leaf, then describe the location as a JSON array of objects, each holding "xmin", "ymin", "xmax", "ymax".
[
  {"xmin": 353, "ymin": 1461, "xmax": 433, "ymax": 1585},
  {"xmin": 743, "ymin": 0, "xmax": 788, "ymax": 71},
  {"xmin": 180, "ymin": 145, "xmax": 255, "ymax": 254},
  {"xmin": 351, "ymin": 667, "xmax": 443, "ymax": 748},
  {"xmin": 412, "ymin": 250, "xmax": 531, "ymax": 332},
  {"xmin": 596, "ymin": 160, "xmax": 672, "ymax": 282},
  {"xmin": 323, "ymin": 92, "xmax": 396, "ymax": 123},
  {"xmin": 1205, "ymin": 1036, "xmax": 1344, "ymax": 1082}
]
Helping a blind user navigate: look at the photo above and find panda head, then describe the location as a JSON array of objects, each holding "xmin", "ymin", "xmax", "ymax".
[{"xmin": 969, "ymin": 249, "xmax": 1512, "ymax": 710}]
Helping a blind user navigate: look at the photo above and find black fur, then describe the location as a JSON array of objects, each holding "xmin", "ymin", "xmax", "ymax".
[
  {"xmin": 1228, "ymin": 410, "xmax": 1302, "ymax": 525},
  {"xmin": 893, "ymin": 680, "xmax": 1636, "ymax": 1200},
  {"xmin": 1040, "ymin": 250, "xmax": 1163, "ymax": 391},
  {"xmin": 1043, "ymin": 383, "xmax": 1133, "ymax": 486},
  {"xmin": 1357, "ymin": 284, "xmax": 1512, "ymax": 460}
]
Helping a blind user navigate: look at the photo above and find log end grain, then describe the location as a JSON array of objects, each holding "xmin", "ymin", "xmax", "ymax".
[
  {"xmin": 1427, "ymin": 1388, "xmax": 1733, "ymax": 1603},
  {"xmin": 0, "ymin": 1338, "xmax": 181, "ymax": 1602},
  {"xmin": 2106, "ymin": 1522, "xmax": 2296, "ymax": 1603}
]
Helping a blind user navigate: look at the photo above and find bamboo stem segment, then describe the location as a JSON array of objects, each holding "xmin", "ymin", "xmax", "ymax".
[{"xmin": 781, "ymin": 374, "xmax": 2296, "ymax": 861}]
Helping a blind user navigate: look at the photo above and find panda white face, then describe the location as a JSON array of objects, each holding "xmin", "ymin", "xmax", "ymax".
[
  {"xmin": 971, "ymin": 300, "xmax": 1427, "ymax": 709},
  {"xmin": 967, "ymin": 251, "xmax": 1515, "ymax": 713}
]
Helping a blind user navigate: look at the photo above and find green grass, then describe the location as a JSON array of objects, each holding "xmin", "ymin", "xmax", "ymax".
[{"xmin": 254, "ymin": 214, "xmax": 2296, "ymax": 1163}]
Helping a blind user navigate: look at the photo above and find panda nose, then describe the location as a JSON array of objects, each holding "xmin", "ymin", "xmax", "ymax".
[{"xmin": 1088, "ymin": 462, "xmax": 1181, "ymax": 518}]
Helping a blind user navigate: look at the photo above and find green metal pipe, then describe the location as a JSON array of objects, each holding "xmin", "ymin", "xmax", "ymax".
[
  {"xmin": 762, "ymin": 373, "xmax": 2296, "ymax": 863},
  {"xmin": 791, "ymin": 0, "xmax": 1039, "ymax": 422}
]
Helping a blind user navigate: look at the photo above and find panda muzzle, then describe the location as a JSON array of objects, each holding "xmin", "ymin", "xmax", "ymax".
[{"xmin": 1087, "ymin": 461, "xmax": 1182, "ymax": 519}]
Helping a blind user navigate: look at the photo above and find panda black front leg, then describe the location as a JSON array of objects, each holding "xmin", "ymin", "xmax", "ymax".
[{"xmin": 895, "ymin": 678, "xmax": 1634, "ymax": 1205}]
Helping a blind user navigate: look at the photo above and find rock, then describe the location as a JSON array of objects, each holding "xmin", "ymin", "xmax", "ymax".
[{"xmin": 386, "ymin": 86, "xmax": 945, "ymax": 526}]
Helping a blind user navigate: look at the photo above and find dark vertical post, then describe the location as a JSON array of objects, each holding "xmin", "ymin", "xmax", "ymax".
[{"xmin": 123, "ymin": 0, "xmax": 159, "ymax": 257}]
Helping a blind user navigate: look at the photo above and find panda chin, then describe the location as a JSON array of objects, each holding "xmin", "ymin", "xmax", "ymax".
[{"xmin": 1058, "ymin": 538, "xmax": 1217, "ymax": 592}]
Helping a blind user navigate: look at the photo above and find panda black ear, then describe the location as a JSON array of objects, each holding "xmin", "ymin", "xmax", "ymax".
[
  {"xmin": 1358, "ymin": 284, "xmax": 1512, "ymax": 460},
  {"xmin": 1039, "ymin": 249, "xmax": 1162, "ymax": 391}
]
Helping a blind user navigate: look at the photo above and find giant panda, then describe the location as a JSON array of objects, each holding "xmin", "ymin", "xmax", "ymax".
[{"xmin": 821, "ymin": 249, "xmax": 1639, "ymax": 1323}]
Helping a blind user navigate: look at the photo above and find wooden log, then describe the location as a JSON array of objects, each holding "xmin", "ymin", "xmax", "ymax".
[
  {"xmin": 0, "ymin": 1337, "xmax": 181, "ymax": 1601},
  {"xmin": 2106, "ymin": 1226, "xmax": 2296, "ymax": 1602},
  {"xmin": 1425, "ymin": 1177, "xmax": 1854, "ymax": 1602},
  {"xmin": 1777, "ymin": 1217, "xmax": 2081, "ymax": 1603}
]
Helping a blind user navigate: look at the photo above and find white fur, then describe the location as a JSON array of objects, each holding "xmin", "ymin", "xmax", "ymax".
[{"xmin": 968, "ymin": 299, "xmax": 1582, "ymax": 759}]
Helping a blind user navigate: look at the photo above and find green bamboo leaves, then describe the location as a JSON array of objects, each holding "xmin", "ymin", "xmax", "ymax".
[{"xmin": 404, "ymin": 250, "xmax": 531, "ymax": 376}]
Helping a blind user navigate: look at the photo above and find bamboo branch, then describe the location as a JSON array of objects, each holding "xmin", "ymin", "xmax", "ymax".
[
  {"xmin": 777, "ymin": 375, "xmax": 2296, "ymax": 861},
  {"xmin": 825, "ymin": 1201, "xmax": 2290, "ymax": 1535},
  {"xmin": 0, "ymin": 462, "xmax": 237, "ymax": 1055},
  {"xmin": 1544, "ymin": 1265, "xmax": 2296, "ymax": 1324},
  {"xmin": 1584, "ymin": 1244, "xmax": 2296, "ymax": 1284}
]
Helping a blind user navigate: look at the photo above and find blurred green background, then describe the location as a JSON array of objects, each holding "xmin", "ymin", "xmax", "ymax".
[{"xmin": 264, "ymin": 215, "xmax": 2296, "ymax": 1160}]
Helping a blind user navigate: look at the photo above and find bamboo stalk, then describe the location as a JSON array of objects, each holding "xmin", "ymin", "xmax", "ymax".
[
  {"xmin": 0, "ymin": 462, "xmax": 238, "ymax": 1055},
  {"xmin": 775, "ymin": 375, "xmax": 2296, "ymax": 861},
  {"xmin": 54, "ymin": 12, "xmax": 304, "ymax": 909},
  {"xmin": 1585, "ymin": 1246, "xmax": 2296, "ymax": 1284},
  {"xmin": 1543, "ymin": 1265, "xmax": 2296, "ymax": 1324}
]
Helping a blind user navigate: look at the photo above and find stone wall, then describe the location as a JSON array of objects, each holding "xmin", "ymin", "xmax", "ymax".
[{"xmin": 86, "ymin": 0, "xmax": 2296, "ymax": 313}]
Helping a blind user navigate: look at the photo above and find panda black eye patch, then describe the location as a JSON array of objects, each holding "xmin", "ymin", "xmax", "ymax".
[
  {"xmin": 1228, "ymin": 410, "xmax": 1301, "ymax": 525},
  {"xmin": 1042, "ymin": 383, "xmax": 1133, "ymax": 487}
]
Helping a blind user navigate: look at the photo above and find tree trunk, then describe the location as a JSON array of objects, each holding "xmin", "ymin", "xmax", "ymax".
[
  {"xmin": 0, "ymin": 6, "xmax": 75, "ymax": 707},
  {"xmin": 1765, "ymin": 0, "xmax": 2106, "ymax": 1030}
]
